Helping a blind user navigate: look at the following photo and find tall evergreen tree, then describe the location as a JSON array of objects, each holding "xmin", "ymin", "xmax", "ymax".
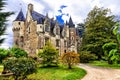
[
  {"xmin": 0, "ymin": 0, "xmax": 13, "ymax": 45},
  {"xmin": 81, "ymin": 6, "xmax": 117, "ymax": 60}
]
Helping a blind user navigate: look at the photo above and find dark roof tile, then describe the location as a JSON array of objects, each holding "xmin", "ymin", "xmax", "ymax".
[{"xmin": 15, "ymin": 10, "xmax": 25, "ymax": 21}]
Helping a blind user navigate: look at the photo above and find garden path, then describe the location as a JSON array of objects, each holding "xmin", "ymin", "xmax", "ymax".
[{"xmin": 79, "ymin": 64, "xmax": 120, "ymax": 80}]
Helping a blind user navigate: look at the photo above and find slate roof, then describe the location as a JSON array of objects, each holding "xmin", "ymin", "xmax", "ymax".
[
  {"xmin": 31, "ymin": 11, "xmax": 45, "ymax": 24},
  {"xmin": 15, "ymin": 10, "xmax": 25, "ymax": 21},
  {"xmin": 68, "ymin": 16, "xmax": 75, "ymax": 28}
]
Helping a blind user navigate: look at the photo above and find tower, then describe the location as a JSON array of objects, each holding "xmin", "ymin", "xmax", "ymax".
[
  {"xmin": 12, "ymin": 9, "xmax": 25, "ymax": 48},
  {"xmin": 68, "ymin": 16, "xmax": 77, "ymax": 52}
]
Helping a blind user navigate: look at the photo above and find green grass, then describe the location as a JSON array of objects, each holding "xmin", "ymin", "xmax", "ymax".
[
  {"xmin": 89, "ymin": 60, "xmax": 120, "ymax": 69},
  {"xmin": 28, "ymin": 65, "xmax": 86, "ymax": 80},
  {"xmin": 0, "ymin": 65, "xmax": 86, "ymax": 80},
  {"xmin": 0, "ymin": 65, "xmax": 3, "ymax": 73}
]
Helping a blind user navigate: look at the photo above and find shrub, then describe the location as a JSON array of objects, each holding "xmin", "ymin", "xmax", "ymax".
[
  {"xmin": 60, "ymin": 52, "xmax": 80, "ymax": 69},
  {"xmin": 0, "ymin": 48, "xmax": 10, "ymax": 63},
  {"xmin": 108, "ymin": 49, "xmax": 120, "ymax": 64},
  {"xmin": 80, "ymin": 51, "xmax": 97, "ymax": 63},
  {"xmin": 102, "ymin": 42, "xmax": 118, "ymax": 57},
  {"xmin": 9, "ymin": 47, "xmax": 28, "ymax": 58},
  {"xmin": 38, "ymin": 41, "xmax": 59, "ymax": 67},
  {"xmin": 3, "ymin": 57, "xmax": 37, "ymax": 80}
]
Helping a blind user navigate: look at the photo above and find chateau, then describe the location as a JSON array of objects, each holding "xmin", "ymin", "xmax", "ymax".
[{"xmin": 12, "ymin": 3, "xmax": 81, "ymax": 55}]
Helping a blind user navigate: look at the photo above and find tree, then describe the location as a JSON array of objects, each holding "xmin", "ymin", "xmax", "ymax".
[
  {"xmin": 38, "ymin": 41, "xmax": 59, "ymax": 67},
  {"xmin": 0, "ymin": 0, "xmax": 13, "ymax": 45},
  {"xmin": 81, "ymin": 6, "xmax": 117, "ymax": 60},
  {"xmin": 113, "ymin": 22, "xmax": 120, "ymax": 44},
  {"xmin": 9, "ymin": 47, "xmax": 28, "ymax": 58},
  {"xmin": 60, "ymin": 52, "xmax": 80, "ymax": 69},
  {"xmin": 3, "ymin": 57, "xmax": 37, "ymax": 80}
]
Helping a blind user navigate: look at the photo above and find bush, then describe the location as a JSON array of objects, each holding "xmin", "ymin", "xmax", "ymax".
[
  {"xmin": 9, "ymin": 47, "xmax": 28, "ymax": 58},
  {"xmin": 80, "ymin": 51, "xmax": 97, "ymax": 63},
  {"xmin": 38, "ymin": 41, "xmax": 59, "ymax": 67},
  {"xmin": 3, "ymin": 57, "xmax": 37, "ymax": 80},
  {"xmin": 60, "ymin": 52, "xmax": 80, "ymax": 69},
  {"xmin": 0, "ymin": 48, "xmax": 10, "ymax": 63}
]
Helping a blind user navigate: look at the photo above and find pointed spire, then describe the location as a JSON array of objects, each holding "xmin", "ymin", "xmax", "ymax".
[
  {"xmin": 15, "ymin": 9, "xmax": 25, "ymax": 21},
  {"xmin": 68, "ymin": 16, "xmax": 75, "ymax": 28},
  {"xmin": 46, "ymin": 13, "xmax": 49, "ymax": 18}
]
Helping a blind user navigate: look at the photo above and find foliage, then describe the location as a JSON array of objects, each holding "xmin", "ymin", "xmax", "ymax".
[
  {"xmin": 9, "ymin": 47, "xmax": 28, "ymax": 58},
  {"xmin": 38, "ymin": 41, "xmax": 59, "ymax": 67},
  {"xmin": 80, "ymin": 51, "xmax": 97, "ymax": 63},
  {"xmin": 28, "ymin": 65, "xmax": 86, "ymax": 80},
  {"xmin": 108, "ymin": 49, "xmax": 120, "ymax": 64},
  {"xmin": 3, "ymin": 57, "xmax": 37, "ymax": 80},
  {"xmin": 60, "ymin": 52, "xmax": 80, "ymax": 69},
  {"xmin": 113, "ymin": 22, "xmax": 120, "ymax": 44},
  {"xmin": 0, "ymin": 0, "xmax": 13, "ymax": 45},
  {"xmin": 81, "ymin": 6, "xmax": 117, "ymax": 60},
  {"xmin": 76, "ymin": 23, "xmax": 85, "ymax": 37},
  {"xmin": 0, "ymin": 48, "xmax": 10, "ymax": 63},
  {"xmin": 102, "ymin": 42, "xmax": 118, "ymax": 62}
]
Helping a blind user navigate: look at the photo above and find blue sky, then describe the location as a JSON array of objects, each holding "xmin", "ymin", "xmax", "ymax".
[{"xmin": 0, "ymin": 0, "xmax": 120, "ymax": 49}]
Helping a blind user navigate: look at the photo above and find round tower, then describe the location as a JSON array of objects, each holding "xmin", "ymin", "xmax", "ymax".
[{"xmin": 12, "ymin": 9, "xmax": 25, "ymax": 48}]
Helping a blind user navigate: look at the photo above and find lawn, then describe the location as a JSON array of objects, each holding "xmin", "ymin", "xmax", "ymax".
[
  {"xmin": 0, "ymin": 65, "xmax": 86, "ymax": 80},
  {"xmin": 89, "ymin": 60, "xmax": 120, "ymax": 69},
  {"xmin": 28, "ymin": 65, "xmax": 86, "ymax": 80}
]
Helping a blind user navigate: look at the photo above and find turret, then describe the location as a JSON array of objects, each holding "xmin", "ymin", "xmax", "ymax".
[
  {"xmin": 68, "ymin": 17, "xmax": 77, "ymax": 52},
  {"xmin": 26, "ymin": 3, "xmax": 33, "ymax": 22},
  {"xmin": 13, "ymin": 9, "xmax": 25, "ymax": 47}
]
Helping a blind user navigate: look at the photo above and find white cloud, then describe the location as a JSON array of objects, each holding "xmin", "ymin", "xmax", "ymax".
[{"xmin": 0, "ymin": 0, "xmax": 120, "ymax": 49}]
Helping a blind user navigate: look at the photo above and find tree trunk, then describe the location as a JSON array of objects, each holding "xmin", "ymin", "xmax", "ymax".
[{"xmin": 68, "ymin": 63, "xmax": 72, "ymax": 69}]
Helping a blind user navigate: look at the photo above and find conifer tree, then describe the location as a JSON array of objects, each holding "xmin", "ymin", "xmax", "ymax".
[{"xmin": 0, "ymin": 0, "xmax": 13, "ymax": 45}]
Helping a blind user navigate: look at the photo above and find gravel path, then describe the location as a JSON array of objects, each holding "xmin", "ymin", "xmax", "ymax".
[{"xmin": 79, "ymin": 64, "xmax": 120, "ymax": 80}]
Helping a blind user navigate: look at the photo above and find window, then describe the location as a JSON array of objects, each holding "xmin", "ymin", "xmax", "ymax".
[
  {"xmin": 15, "ymin": 39, "xmax": 18, "ymax": 45},
  {"xmin": 40, "ymin": 26, "xmax": 42, "ymax": 28},
  {"xmin": 28, "ymin": 27, "xmax": 30, "ymax": 33},
  {"xmin": 72, "ymin": 37, "xmax": 74, "ymax": 40},
  {"xmin": 64, "ymin": 50, "xmax": 66, "ymax": 53},
  {"xmin": 64, "ymin": 41, "xmax": 67, "ymax": 47},
  {"xmin": 18, "ymin": 22, "xmax": 20, "ymax": 25},
  {"xmin": 20, "ymin": 36, "xmax": 24, "ymax": 42},
  {"xmin": 56, "ymin": 39, "xmax": 59, "ymax": 47},
  {"xmin": 45, "ymin": 25, "xmax": 49, "ymax": 32}
]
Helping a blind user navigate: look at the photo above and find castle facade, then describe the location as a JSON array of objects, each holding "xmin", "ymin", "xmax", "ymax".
[{"xmin": 12, "ymin": 3, "xmax": 80, "ymax": 56}]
